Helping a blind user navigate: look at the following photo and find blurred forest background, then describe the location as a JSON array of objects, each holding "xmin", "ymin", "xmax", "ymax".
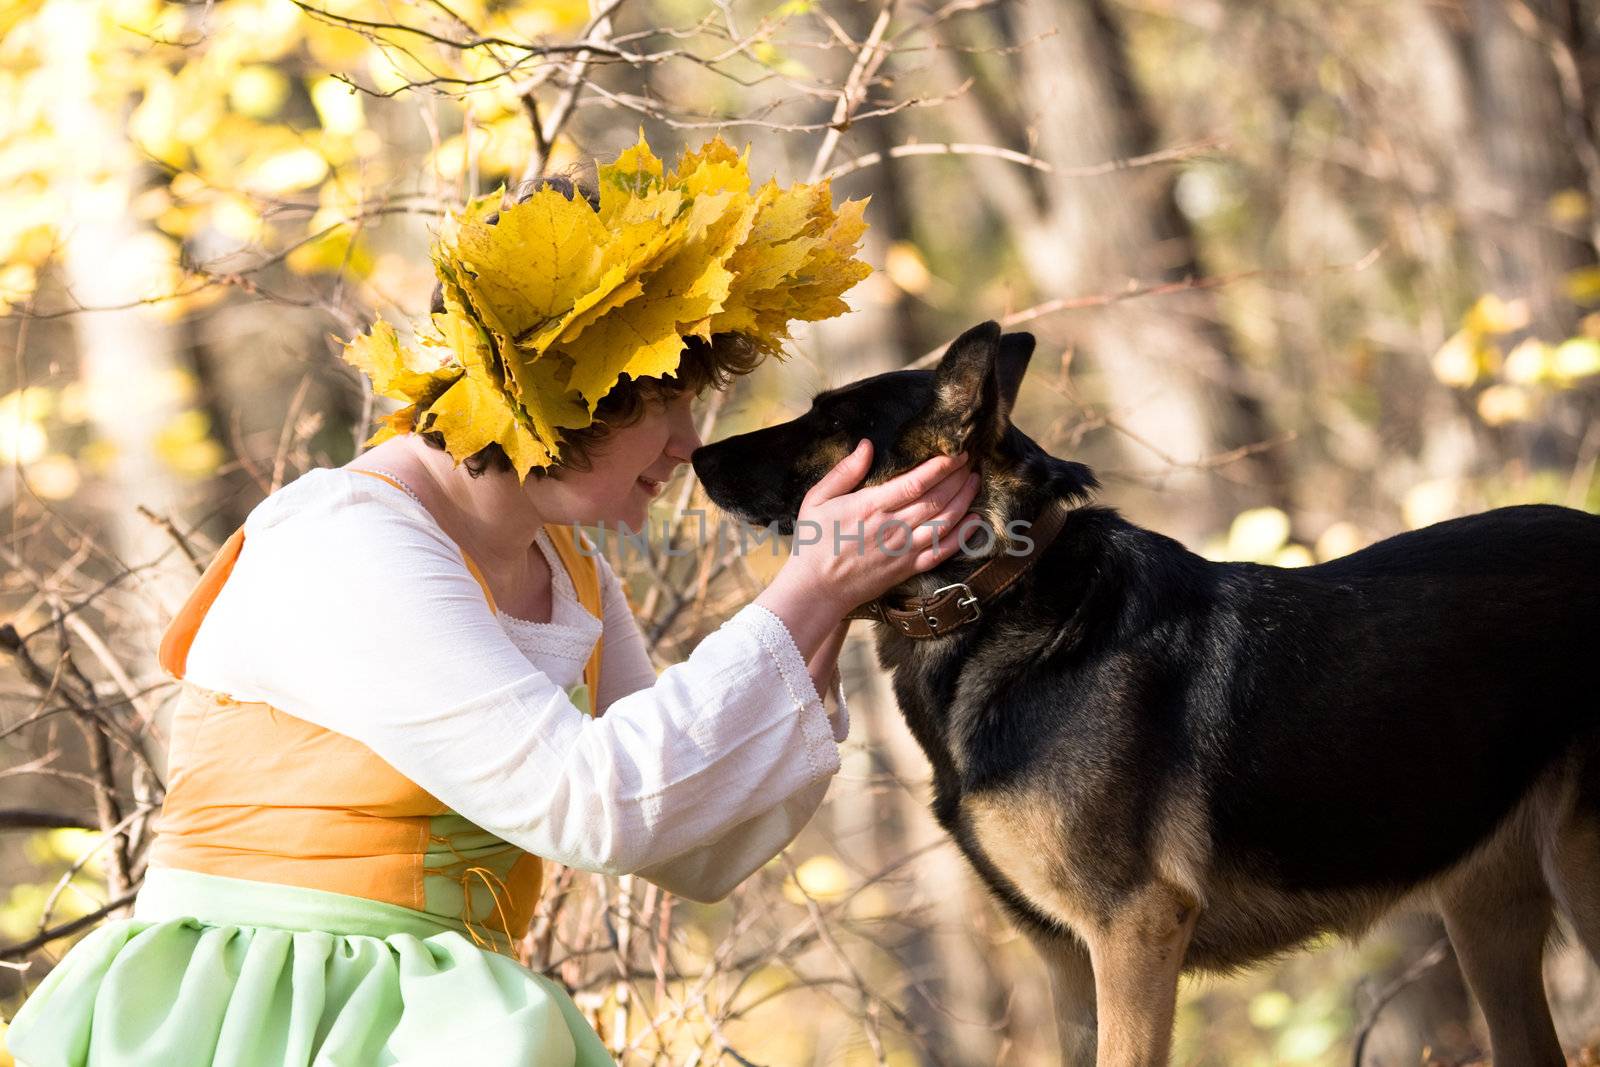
[{"xmin": 3, "ymin": 0, "xmax": 1600, "ymax": 1064}]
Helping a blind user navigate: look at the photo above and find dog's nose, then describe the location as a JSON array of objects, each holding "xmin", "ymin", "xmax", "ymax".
[{"xmin": 690, "ymin": 447, "xmax": 717, "ymax": 482}]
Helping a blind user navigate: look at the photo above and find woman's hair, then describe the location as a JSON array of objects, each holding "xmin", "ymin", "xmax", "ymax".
[{"xmin": 420, "ymin": 173, "xmax": 763, "ymax": 478}]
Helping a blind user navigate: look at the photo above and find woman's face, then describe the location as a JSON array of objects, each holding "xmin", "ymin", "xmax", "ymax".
[{"xmin": 540, "ymin": 387, "xmax": 703, "ymax": 529}]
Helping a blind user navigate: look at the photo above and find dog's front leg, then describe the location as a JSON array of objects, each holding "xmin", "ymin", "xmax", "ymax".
[
  {"xmin": 1028, "ymin": 931, "xmax": 1098, "ymax": 1066},
  {"xmin": 1084, "ymin": 882, "xmax": 1198, "ymax": 1067}
]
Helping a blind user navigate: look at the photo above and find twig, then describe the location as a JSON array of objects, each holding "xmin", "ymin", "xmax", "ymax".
[
  {"xmin": 906, "ymin": 245, "xmax": 1387, "ymax": 369},
  {"xmin": 1350, "ymin": 937, "xmax": 1453, "ymax": 1067},
  {"xmin": 0, "ymin": 809, "xmax": 95, "ymax": 831},
  {"xmin": 809, "ymin": 1, "xmax": 898, "ymax": 182},
  {"xmin": 521, "ymin": 0, "xmax": 629, "ymax": 183},
  {"xmin": 0, "ymin": 619, "xmax": 137, "ymax": 897},
  {"xmin": 35, "ymin": 804, "xmax": 156, "ymax": 938},
  {"xmin": 0, "ymin": 889, "xmax": 140, "ymax": 962},
  {"xmin": 822, "ymin": 136, "xmax": 1223, "ymax": 182}
]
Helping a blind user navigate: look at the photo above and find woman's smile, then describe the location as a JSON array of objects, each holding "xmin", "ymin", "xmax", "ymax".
[{"xmin": 636, "ymin": 474, "xmax": 665, "ymax": 497}]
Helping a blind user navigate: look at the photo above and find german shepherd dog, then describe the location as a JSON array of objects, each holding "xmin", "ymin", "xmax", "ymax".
[{"xmin": 690, "ymin": 321, "xmax": 1600, "ymax": 1066}]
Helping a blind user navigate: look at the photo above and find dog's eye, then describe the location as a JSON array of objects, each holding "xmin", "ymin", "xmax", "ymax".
[{"xmin": 821, "ymin": 411, "xmax": 844, "ymax": 434}]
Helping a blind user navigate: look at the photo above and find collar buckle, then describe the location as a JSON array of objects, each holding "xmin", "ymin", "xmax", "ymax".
[{"xmin": 925, "ymin": 582, "xmax": 981, "ymax": 631}]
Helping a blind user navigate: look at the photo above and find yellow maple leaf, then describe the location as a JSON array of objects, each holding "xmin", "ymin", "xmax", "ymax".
[
  {"xmin": 435, "ymin": 186, "xmax": 506, "ymax": 251},
  {"xmin": 338, "ymin": 318, "xmax": 461, "ymax": 445},
  {"xmin": 527, "ymin": 196, "xmax": 687, "ymax": 352},
  {"xmin": 452, "ymin": 184, "xmax": 612, "ymax": 343},
  {"xmin": 711, "ymin": 185, "xmax": 869, "ymax": 345},
  {"xmin": 340, "ymin": 318, "xmax": 459, "ymax": 399},
  {"xmin": 602, "ymin": 128, "xmax": 666, "ymax": 197},
  {"xmin": 420, "ymin": 288, "xmax": 592, "ymax": 478},
  {"xmin": 423, "ymin": 370, "xmax": 553, "ymax": 474},
  {"xmin": 565, "ymin": 190, "xmax": 756, "ymax": 402}
]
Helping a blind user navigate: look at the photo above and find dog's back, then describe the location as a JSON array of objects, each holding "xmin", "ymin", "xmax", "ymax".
[{"xmin": 1209, "ymin": 503, "xmax": 1600, "ymax": 900}]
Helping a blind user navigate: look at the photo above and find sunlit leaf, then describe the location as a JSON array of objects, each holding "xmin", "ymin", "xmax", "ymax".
[
  {"xmin": 78, "ymin": 438, "xmax": 119, "ymax": 476},
  {"xmin": 1275, "ymin": 1020, "xmax": 1339, "ymax": 1062},
  {"xmin": 1548, "ymin": 188, "xmax": 1589, "ymax": 225},
  {"xmin": 1502, "ymin": 337, "xmax": 1550, "ymax": 384},
  {"xmin": 242, "ymin": 146, "xmax": 330, "ymax": 194},
  {"xmin": 1552, "ymin": 337, "xmax": 1600, "ymax": 380},
  {"xmin": 0, "ymin": 386, "xmax": 54, "ymax": 423},
  {"xmin": 229, "ymin": 65, "xmax": 290, "ymax": 118},
  {"xmin": 309, "ymin": 75, "xmax": 363, "ymax": 135},
  {"xmin": 1402, "ymin": 478, "xmax": 1460, "ymax": 530},
  {"xmin": 884, "ymin": 241, "xmax": 932, "ymax": 295},
  {"xmin": 208, "ymin": 195, "xmax": 265, "ymax": 243},
  {"xmin": 1272, "ymin": 544, "xmax": 1314, "ymax": 567},
  {"xmin": 0, "ymin": 417, "xmax": 46, "ymax": 464},
  {"xmin": 1247, "ymin": 990, "xmax": 1293, "ymax": 1029},
  {"xmin": 1461, "ymin": 293, "xmax": 1530, "ymax": 335},
  {"xmin": 1564, "ymin": 265, "xmax": 1600, "ymax": 305},
  {"xmin": 1430, "ymin": 329, "xmax": 1487, "ymax": 388},
  {"xmin": 1314, "ymin": 521, "xmax": 1364, "ymax": 562},
  {"xmin": 1476, "ymin": 383, "xmax": 1532, "ymax": 425},
  {"xmin": 26, "ymin": 453, "xmax": 81, "ymax": 500},
  {"xmin": 783, "ymin": 855, "xmax": 850, "ymax": 903},
  {"xmin": 286, "ymin": 226, "xmax": 375, "ymax": 277},
  {"xmin": 1226, "ymin": 507, "xmax": 1290, "ymax": 562},
  {"xmin": 153, "ymin": 409, "xmax": 224, "ymax": 478},
  {"xmin": 25, "ymin": 828, "xmax": 100, "ymax": 866}
]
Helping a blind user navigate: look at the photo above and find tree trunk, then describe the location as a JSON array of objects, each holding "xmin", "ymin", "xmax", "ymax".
[
  {"xmin": 1003, "ymin": 0, "xmax": 1284, "ymax": 541},
  {"xmin": 1458, "ymin": 0, "xmax": 1600, "ymax": 472}
]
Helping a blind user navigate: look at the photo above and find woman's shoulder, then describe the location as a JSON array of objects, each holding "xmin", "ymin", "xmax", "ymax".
[
  {"xmin": 221, "ymin": 467, "xmax": 471, "ymax": 607},
  {"xmin": 243, "ymin": 467, "xmax": 441, "ymax": 543}
]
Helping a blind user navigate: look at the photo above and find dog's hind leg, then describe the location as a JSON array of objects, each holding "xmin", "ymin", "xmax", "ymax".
[
  {"xmin": 1028, "ymin": 931, "xmax": 1097, "ymax": 1067},
  {"xmin": 1436, "ymin": 870, "xmax": 1564, "ymax": 1067},
  {"xmin": 1082, "ymin": 882, "xmax": 1198, "ymax": 1067},
  {"xmin": 1550, "ymin": 812, "xmax": 1600, "ymax": 965},
  {"xmin": 1548, "ymin": 754, "xmax": 1600, "ymax": 965}
]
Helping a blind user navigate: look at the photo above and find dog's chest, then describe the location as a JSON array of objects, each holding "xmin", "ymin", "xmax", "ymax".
[
  {"xmin": 954, "ymin": 786, "xmax": 1121, "ymax": 936},
  {"xmin": 880, "ymin": 634, "xmax": 1134, "ymax": 937}
]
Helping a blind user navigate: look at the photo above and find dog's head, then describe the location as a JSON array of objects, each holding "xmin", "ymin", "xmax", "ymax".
[{"xmin": 693, "ymin": 320, "xmax": 1096, "ymax": 546}]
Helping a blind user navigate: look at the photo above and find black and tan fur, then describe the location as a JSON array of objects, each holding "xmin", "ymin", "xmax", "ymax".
[{"xmin": 691, "ymin": 321, "xmax": 1600, "ymax": 1066}]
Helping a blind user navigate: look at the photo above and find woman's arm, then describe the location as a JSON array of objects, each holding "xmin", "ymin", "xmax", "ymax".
[
  {"xmin": 632, "ymin": 778, "xmax": 830, "ymax": 902},
  {"xmin": 185, "ymin": 478, "xmax": 842, "ymax": 877},
  {"xmin": 592, "ymin": 555, "xmax": 850, "ymax": 900},
  {"xmin": 595, "ymin": 553, "xmax": 849, "ymax": 730}
]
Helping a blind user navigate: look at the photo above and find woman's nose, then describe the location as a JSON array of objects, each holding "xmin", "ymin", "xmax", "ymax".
[
  {"xmin": 668, "ymin": 438, "xmax": 700, "ymax": 467},
  {"xmin": 673, "ymin": 420, "xmax": 703, "ymax": 460}
]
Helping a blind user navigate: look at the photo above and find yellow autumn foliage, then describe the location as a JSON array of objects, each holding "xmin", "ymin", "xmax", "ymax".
[{"xmin": 341, "ymin": 132, "xmax": 872, "ymax": 480}]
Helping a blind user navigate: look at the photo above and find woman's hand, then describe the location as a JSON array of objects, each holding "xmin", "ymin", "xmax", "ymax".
[
  {"xmin": 754, "ymin": 439, "xmax": 982, "ymax": 660},
  {"xmin": 790, "ymin": 439, "xmax": 981, "ymax": 610}
]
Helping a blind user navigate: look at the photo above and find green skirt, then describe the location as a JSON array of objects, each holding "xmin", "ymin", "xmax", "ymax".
[{"xmin": 4, "ymin": 867, "xmax": 615, "ymax": 1066}]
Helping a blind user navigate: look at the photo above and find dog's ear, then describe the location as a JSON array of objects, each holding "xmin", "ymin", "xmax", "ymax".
[
  {"xmin": 994, "ymin": 331, "xmax": 1035, "ymax": 423},
  {"xmin": 929, "ymin": 321, "xmax": 1034, "ymax": 454}
]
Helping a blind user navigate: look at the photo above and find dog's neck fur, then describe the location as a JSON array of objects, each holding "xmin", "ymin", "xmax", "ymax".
[{"xmin": 892, "ymin": 426, "xmax": 1100, "ymax": 602}]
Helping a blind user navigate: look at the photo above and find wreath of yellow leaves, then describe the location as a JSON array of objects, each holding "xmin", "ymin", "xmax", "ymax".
[{"xmin": 339, "ymin": 133, "xmax": 872, "ymax": 480}]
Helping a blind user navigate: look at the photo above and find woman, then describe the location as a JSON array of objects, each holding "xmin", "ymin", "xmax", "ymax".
[{"xmin": 5, "ymin": 146, "xmax": 982, "ymax": 1065}]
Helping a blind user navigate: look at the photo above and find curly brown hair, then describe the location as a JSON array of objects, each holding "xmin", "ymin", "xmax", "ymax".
[{"xmin": 418, "ymin": 174, "xmax": 764, "ymax": 478}]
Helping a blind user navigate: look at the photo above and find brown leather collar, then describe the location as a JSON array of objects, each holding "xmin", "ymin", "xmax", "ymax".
[{"xmin": 843, "ymin": 496, "xmax": 1075, "ymax": 639}]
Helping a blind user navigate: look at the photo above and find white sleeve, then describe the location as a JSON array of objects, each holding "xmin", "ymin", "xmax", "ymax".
[
  {"xmin": 183, "ymin": 475, "xmax": 842, "ymax": 876},
  {"xmin": 592, "ymin": 539, "xmax": 847, "ymax": 737},
  {"xmin": 633, "ymin": 779, "xmax": 830, "ymax": 902},
  {"xmin": 585, "ymin": 547, "xmax": 852, "ymax": 901}
]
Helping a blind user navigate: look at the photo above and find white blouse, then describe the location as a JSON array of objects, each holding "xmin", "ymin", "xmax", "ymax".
[{"xmin": 181, "ymin": 466, "xmax": 849, "ymax": 900}]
